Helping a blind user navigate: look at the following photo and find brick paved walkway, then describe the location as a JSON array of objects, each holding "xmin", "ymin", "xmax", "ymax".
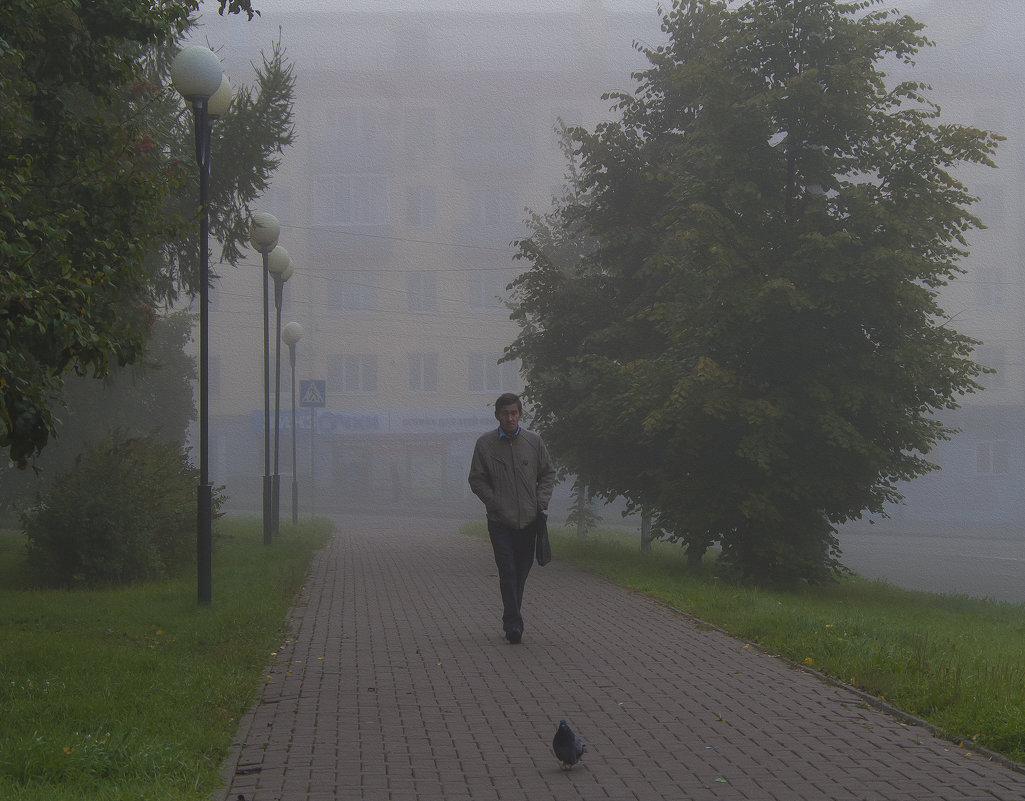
[{"xmin": 215, "ymin": 516, "xmax": 1025, "ymax": 801}]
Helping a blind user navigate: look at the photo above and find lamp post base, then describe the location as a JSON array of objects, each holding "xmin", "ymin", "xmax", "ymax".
[
  {"xmin": 197, "ymin": 482, "xmax": 213, "ymax": 605},
  {"xmin": 272, "ymin": 473, "xmax": 280, "ymax": 535},
  {"xmin": 263, "ymin": 475, "xmax": 273, "ymax": 545}
]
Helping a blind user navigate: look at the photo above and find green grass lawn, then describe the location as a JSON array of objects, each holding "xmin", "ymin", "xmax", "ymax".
[
  {"xmin": 0, "ymin": 517, "xmax": 333, "ymax": 801},
  {"xmin": 463, "ymin": 521, "xmax": 1025, "ymax": 765},
  {"xmin": 2, "ymin": 515, "xmax": 1021, "ymax": 800}
]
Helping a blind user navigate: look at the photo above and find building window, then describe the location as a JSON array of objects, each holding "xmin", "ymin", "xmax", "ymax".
[
  {"xmin": 209, "ymin": 355, "xmax": 221, "ymax": 398},
  {"xmin": 329, "ymin": 271, "xmax": 378, "ymax": 312},
  {"xmin": 976, "ymin": 440, "xmax": 1010, "ymax": 475},
  {"xmin": 328, "ymin": 354, "xmax": 378, "ymax": 394},
  {"xmin": 332, "ymin": 106, "xmax": 384, "ymax": 146},
  {"xmin": 975, "ymin": 345, "xmax": 1006, "ymax": 388},
  {"xmin": 469, "ymin": 188, "xmax": 517, "ymax": 229},
  {"xmin": 551, "ymin": 110, "xmax": 582, "ymax": 155},
  {"xmin": 408, "ymin": 353, "xmax": 439, "ymax": 393},
  {"xmin": 469, "ymin": 270, "xmax": 509, "ymax": 310},
  {"xmin": 974, "ymin": 268, "xmax": 1007, "ymax": 309},
  {"xmin": 971, "ymin": 181, "xmax": 1005, "ymax": 229},
  {"xmin": 313, "ymin": 174, "xmax": 389, "ymax": 226},
  {"xmin": 468, "ymin": 353, "xmax": 515, "ymax": 393},
  {"xmin": 255, "ymin": 184, "xmax": 295, "ymax": 226},
  {"xmin": 278, "ymin": 290, "xmax": 294, "ymax": 316},
  {"xmin": 406, "ymin": 186, "xmax": 437, "ymax": 227},
  {"xmin": 404, "ymin": 107, "xmax": 437, "ymax": 167},
  {"xmin": 407, "ymin": 271, "xmax": 438, "ymax": 313},
  {"xmin": 458, "ymin": 107, "xmax": 532, "ymax": 168}
]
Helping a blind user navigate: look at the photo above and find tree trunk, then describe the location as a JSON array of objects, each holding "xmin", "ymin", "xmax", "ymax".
[
  {"xmin": 686, "ymin": 540, "xmax": 706, "ymax": 571},
  {"xmin": 575, "ymin": 483, "xmax": 586, "ymax": 539},
  {"xmin": 640, "ymin": 511, "xmax": 652, "ymax": 552}
]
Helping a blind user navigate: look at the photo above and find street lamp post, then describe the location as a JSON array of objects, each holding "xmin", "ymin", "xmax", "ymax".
[
  {"xmin": 282, "ymin": 321, "xmax": 303, "ymax": 524},
  {"xmin": 249, "ymin": 214, "xmax": 281, "ymax": 546},
  {"xmin": 269, "ymin": 251, "xmax": 293, "ymax": 532},
  {"xmin": 170, "ymin": 45, "xmax": 227, "ymax": 606}
]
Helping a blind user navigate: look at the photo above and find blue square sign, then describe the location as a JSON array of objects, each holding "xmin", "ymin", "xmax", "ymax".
[{"xmin": 299, "ymin": 380, "xmax": 326, "ymax": 408}]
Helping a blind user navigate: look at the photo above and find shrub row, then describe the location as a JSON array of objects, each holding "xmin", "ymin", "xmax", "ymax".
[{"xmin": 21, "ymin": 437, "xmax": 222, "ymax": 587}]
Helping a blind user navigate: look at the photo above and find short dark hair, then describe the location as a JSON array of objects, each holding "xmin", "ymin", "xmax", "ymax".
[{"xmin": 494, "ymin": 393, "xmax": 521, "ymax": 413}]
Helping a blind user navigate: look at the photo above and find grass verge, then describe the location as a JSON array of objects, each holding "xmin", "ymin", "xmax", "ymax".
[
  {"xmin": 0, "ymin": 516, "xmax": 333, "ymax": 801},
  {"xmin": 463, "ymin": 521, "xmax": 1025, "ymax": 766}
]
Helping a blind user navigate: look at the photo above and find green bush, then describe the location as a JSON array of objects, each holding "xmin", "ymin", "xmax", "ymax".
[{"xmin": 21, "ymin": 437, "xmax": 223, "ymax": 587}]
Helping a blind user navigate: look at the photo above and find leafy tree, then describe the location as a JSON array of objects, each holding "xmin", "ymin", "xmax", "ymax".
[
  {"xmin": 0, "ymin": 312, "xmax": 196, "ymax": 508},
  {"xmin": 216, "ymin": 0, "xmax": 260, "ymax": 19},
  {"xmin": 508, "ymin": 0, "xmax": 1000, "ymax": 586},
  {"xmin": 1, "ymin": 27, "xmax": 293, "ymax": 510},
  {"xmin": 0, "ymin": 0, "xmax": 284, "ymax": 468},
  {"xmin": 22, "ymin": 435, "xmax": 224, "ymax": 587},
  {"xmin": 1, "ymin": 0, "xmax": 189, "ymax": 467}
]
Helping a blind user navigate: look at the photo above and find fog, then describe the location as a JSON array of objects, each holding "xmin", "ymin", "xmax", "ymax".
[{"xmin": 185, "ymin": 0, "xmax": 1022, "ymax": 599}]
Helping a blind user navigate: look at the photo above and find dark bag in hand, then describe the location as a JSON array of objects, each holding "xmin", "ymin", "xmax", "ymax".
[{"xmin": 535, "ymin": 511, "xmax": 551, "ymax": 566}]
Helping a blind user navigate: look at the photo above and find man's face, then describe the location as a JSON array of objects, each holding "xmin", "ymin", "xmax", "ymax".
[{"xmin": 495, "ymin": 403, "xmax": 522, "ymax": 437}]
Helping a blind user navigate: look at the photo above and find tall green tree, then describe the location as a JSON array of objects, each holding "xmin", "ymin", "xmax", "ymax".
[
  {"xmin": 1, "ymin": 0, "xmax": 190, "ymax": 467},
  {"xmin": 509, "ymin": 0, "xmax": 1001, "ymax": 585},
  {"xmin": 0, "ymin": 0, "xmax": 290, "ymax": 468},
  {"xmin": 1, "ymin": 33, "xmax": 295, "ymax": 507}
]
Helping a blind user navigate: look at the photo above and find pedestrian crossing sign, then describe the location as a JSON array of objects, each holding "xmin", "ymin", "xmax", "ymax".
[{"xmin": 299, "ymin": 379, "xmax": 326, "ymax": 408}]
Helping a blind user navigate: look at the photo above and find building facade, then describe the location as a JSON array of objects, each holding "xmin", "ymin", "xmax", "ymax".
[
  {"xmin": 195, "ymin": 1, "xmax": 1025, "ymax": 532},
  {"xmin": 198, "ymin": 2, "xmax": 661, "ymax": 515},
  {"xmin": 860, "ymin": 0, "xmax": 1025, "ymax": 534}
]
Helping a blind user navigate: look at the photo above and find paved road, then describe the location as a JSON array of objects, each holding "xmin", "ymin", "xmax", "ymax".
[
  {"xmin": 215, "ymin": 515, "xmax": 1025, "ymax": 800},
  {"xmin": 837, "ymin": 526, "xmax": 1025, "ymax": 604}
]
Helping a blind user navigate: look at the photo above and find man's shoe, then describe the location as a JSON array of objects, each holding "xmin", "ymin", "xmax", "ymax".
[{"xmin": 505, "ymin": 630, "xmax": 522, "ymax": 644}]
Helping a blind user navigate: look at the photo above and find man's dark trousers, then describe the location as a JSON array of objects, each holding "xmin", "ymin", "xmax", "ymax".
[{"xmin": 487, "ymin": 519, "xmax": 536, "ymax": 638}]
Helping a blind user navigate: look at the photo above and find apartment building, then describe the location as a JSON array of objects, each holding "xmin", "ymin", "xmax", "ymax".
[
  {"xmin": 200, "ymin": 2, "xmax": 660, "ymax": 514},
  {"xmin": 196, "ymin": 1, "xmax": 1024, "ymax": 531},
  {"xmin": 865, "ymin": 0, "xmax": 1025, "ymax": 532}
]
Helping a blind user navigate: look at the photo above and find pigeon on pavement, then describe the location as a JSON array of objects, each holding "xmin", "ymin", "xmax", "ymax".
[{"xmin": 553, "ymin": 719, "xmax": 586, "ymax": 769}]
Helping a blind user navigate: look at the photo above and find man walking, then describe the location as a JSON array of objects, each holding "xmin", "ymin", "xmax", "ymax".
[{"xmin": 468, "ymin": 393, "xmax": 557, "ymax": 644}]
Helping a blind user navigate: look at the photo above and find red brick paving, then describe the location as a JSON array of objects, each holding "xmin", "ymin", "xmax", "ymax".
[{"xmin": 215, "ymin": 516, "xmax": 1025, "ymax": 800}]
